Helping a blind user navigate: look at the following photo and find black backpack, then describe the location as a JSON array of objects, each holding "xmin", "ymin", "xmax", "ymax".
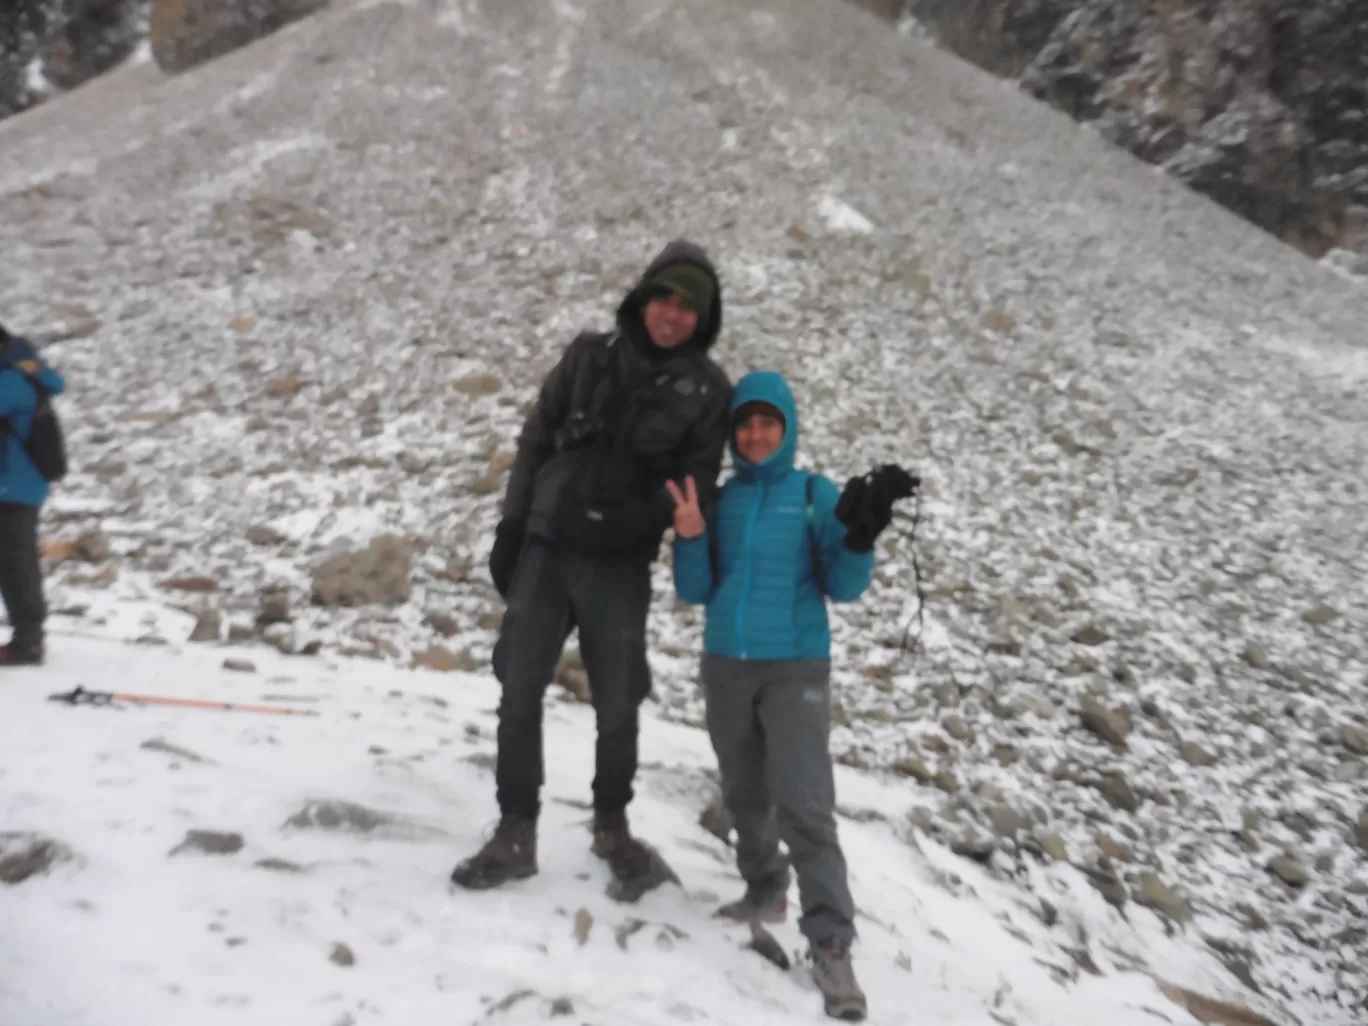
[{"xmin": 2, "ymin": 349, "xmax": 68, "ymax": 483}]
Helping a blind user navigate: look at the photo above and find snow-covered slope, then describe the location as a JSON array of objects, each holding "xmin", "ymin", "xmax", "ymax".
[
  {"xmin": 0, "ymin": 635, "xmax": 1279, "ymax": 1026},
  {"xmin": 1, "ymin": 0, "xmax": 1365, "ymax": 1020}
]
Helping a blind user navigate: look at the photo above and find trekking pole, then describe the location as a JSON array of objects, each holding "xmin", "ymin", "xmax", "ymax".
[
  {"xmin": 48, "ymin": 686, "xmax": 320, "ymax": 717},
  {"xmin": 894, "ymin": 484, "xmax": 928, "ymax": 659}
]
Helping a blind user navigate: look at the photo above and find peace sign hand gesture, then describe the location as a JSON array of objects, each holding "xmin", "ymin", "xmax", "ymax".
[{"xmin": 665, "ymin": 475, "xmax": 706, "ymax": 539}]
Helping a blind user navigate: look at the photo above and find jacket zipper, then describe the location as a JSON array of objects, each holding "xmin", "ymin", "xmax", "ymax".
[{"xmin": 737, "ymin": 481, "xmax": 764, "ymax": 658}]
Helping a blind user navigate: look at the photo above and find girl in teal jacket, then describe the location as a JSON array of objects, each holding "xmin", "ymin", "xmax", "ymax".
[{"xmin": 669, "ymin": 369, "xmax": 915, "ymax": 1022}]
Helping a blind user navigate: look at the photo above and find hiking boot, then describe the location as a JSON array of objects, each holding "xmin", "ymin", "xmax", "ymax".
[
  {"xmin": 715, "ymin": 887, "xmax": 789, "ymax": 925},
  {"xmin": 590, "ymin": 808, "xmax": 633, "ymax": 860},
  {"xmin": 0, "ymin": 642, "xmax": 43, "ymax": 667},
  {"xmin": 450, "ymin": 815, "xmax": 537, "ymax": 889},
  {"xmin": 810, "ymin": 937, "xmax": 867, "ymax": 1022}
]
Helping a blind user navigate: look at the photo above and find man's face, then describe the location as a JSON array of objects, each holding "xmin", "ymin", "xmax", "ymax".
[
  {"xmin": 642, "ymin": 293, "xmax": 699, "ymax": 349},
  {"xmin": 734, "ymin": 412, "xmax": 785, "ymax": 464}
]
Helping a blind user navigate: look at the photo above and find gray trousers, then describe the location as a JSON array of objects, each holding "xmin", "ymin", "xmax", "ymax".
[{"xmin": 701, "ymin": 653, "xmax": 856, "ymax": 944}]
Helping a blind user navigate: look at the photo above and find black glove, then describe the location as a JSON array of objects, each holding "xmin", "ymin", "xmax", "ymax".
[
  {"xmin": 836, "ymin": 464, "xmax": 920, "ymax": 553},
  {"xmin": 488, "ymin": 517, "xmax": 526, "ymax": 599}
]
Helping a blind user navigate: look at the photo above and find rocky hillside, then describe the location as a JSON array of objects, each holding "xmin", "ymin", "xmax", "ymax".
[
  {"xmin": 1, "ymin": 0, "xmax": 1366, "ymax": 1022},
  {"xmin": 0, "ymin": 0, "xmax": 145, "ymax": 118},
  {"xmin": 898, "ymin": 0, "xmax": 1368, "ymax": 266}
]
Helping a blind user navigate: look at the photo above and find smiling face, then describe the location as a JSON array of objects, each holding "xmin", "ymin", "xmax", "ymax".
[
  {"xmin": 734, "ymin": 410, "xmax": 786, "ymax": 464},
  {"xmin": 641, "ymin": 293, "xmax": 700, "ymax": 349}
]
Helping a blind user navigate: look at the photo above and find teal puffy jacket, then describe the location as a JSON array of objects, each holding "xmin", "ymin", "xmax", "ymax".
[
  {"xmin": 0, "ymin": 336, "xmax": 66, "ymax": 507},
  {"xmin": 672, "ymin": 370, "xmax": 873, "ymax": 660}
]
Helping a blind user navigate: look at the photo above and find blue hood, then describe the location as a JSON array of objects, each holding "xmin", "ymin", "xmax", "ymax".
[
  {"xmin": 3, "ymin": 335, "xmax": 66, "ymax": 396},
  {"xmin": 729, "ymin": 370, "xmax": 797, "ymax": 480}
]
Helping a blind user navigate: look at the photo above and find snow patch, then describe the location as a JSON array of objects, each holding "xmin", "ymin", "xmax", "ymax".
[
  {"xmin": 186, "ymin": 133, "xmax": 331, "ymax": 202},
  {"xmin": 0, "ymin": 635, "xmax": 1282, "ymax": 1026},
  {"xmin": 816, "ymin": 193, "xmax": 876, "ymax": 235}
]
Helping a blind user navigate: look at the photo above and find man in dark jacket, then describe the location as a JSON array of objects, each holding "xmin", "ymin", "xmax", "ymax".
[
  {"xmin": 0, "ymin": 324, "xmax": 66, "ymax": 666},
  {"xmin": 452, "ymin": 239, "xmax": 732, "ymax": 891}
]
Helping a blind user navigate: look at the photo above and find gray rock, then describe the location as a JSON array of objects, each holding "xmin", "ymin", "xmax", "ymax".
[
  {"xmin": 311, "ymin": 535, "xmax": 413, "ymax": 608},
  {"xmin": 1241, "ymin": 643, "xmax": 1271, "ymax": 670},
  {"xmin": 255, "ymin": 857, "xmax": 305, "ymax": 873},
  {"xmin": 1079, "ymin": 695, "xmax": 1130, "ymax": 748},
  {"xmin": 1134, "ymin": 872, "xmax": 1193, "ymax": 924},
  {"xmin": 257, "ymin": 589, "xmax": 292, "ymax": 626},
  {"xmin": 223, "ymin": 657, "xmax": 256, "ymax": 673},
  {"xmin": 1037, "ymin": 832, "xmax": 1069, "ymax": 862},
  {"xmin": 1096, "ymin": 834, "xmax": 1133, "ymax": 862},
  {"xmin": 1071, "ymin": 623, "xmax": 1111, "ymax": 647},
  {"xmin": 951, "ymin": 831, "xmax": 996, "ymax": 864},
  {"xmin": 0, "ymin": 832, "xmax": 73, "ymax": 884},
  {"xmin": 1302, "ymin": 603, "xmax": 1339, "ymax": 626},
  {"xmin": 189, "ymin": 608, "xmax": 222, "ymax": 643},
  {"xmin": 1354, "ymin": 807, "xmax": 1368, "ymax": 853},
  {"xmin": 169, "ymin": 830, "xmax": 244, "ymax": 857},
  {"xmin": 72, "ymin": 530, "xmax": 112, "ymax": 564},
  {"xmin": 140, "ymin": 738, "xmax": 210, "ymax": 764},
  {"xmin": 891, "ymin": 756, "xmax": 934, "ymax": 784},
  {"xmin": 1082, "ymin": 864, "xmax": 1128, "ymax": 911},
  {"xmin": 1267, "ymin": 854, "xmax": 1310, "ymax": 888},
  {"xmin": 1094, "ymin": 771, "xmax": 1140, "ymax": 813},
  {"xmin": 329, "ymin": 941, "xmax": 355, "ymax": 967},
  {"xmin": 1236, "ymin": 903, "xmax": 1271, "ymax": 931},
  {"xmin": 285, "ymin": 800, "xmax": 393, "ymax": 833},
  {"xmin": 246, "ymin": 524, "xmax": 286, "ymax": 546},
  {"xmin": 988, "ymin": 804, "xmax": 1030, "ymax": 840},
  {"xmin": 1340, "ymin": 725, "xmax": 1368, "ymax": 756},
  {"xmin": 150, "ymin": 0, "xmax": 328, "ymax": 75},
  {"xmin": 549, "ymin": 996, "xmax": 575, "ymax": 1016},
  {"xmin": 941, "ymin": 715, "xmax": 973, "ymax": 742},
  {"xmin": 1179, "ymin": 740, "xmax": 1217, "ymax": 767}
]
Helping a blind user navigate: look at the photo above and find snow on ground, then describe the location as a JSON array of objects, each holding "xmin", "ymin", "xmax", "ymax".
[
  {"xmin": 0, "ymin": 0, "xmax": 1365, "ymax": 1020},
  {"xmin": 1, "ymin": 633, "xmax": 1268, "ymax": 1026}
]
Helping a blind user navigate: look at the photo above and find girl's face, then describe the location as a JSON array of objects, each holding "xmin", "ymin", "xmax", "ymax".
[{"xmin": 735, "ymin": 412, "xmax": 785, "ymax": 464}]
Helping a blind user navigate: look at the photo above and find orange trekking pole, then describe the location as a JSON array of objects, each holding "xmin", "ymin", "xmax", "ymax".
[{"xmin": 48, "ymin": 686, "xmax": 319, "ymax": 717}]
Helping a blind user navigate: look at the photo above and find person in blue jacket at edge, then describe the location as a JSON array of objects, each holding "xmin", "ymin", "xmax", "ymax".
[
  {"xmin": 668, "ymin": 369, "xmax": 918, "ymax": 1023},
  {"xmin": 0, "ymin": 324, "xmax": 66, "ymax": 666}
]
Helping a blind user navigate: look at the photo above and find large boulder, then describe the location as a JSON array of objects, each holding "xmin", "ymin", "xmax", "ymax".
[
  {"xmin": 902, "ymin": 0, "xmax": 1368, "ymax": 257},
  {"xmin": 1, "ymin": 0, "xmax": 144, "ymax": 120},
  {"xmin": 149, "ymin": 0, "xmax": 327, "ymax": 74},
  {"xmin": 310, "ymin": 534, "xmax": 412, "ymax": 608}
]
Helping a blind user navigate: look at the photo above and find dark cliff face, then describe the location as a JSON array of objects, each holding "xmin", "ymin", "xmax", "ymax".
[
  {"xmin": 1, "ymin": 0, "xmax": 145, "ymax": 119},
  {"xmin": 902, "ymin": 0, "xmax": 1368, "ymax": 258}
]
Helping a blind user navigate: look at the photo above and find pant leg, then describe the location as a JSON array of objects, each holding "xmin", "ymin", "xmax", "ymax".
[
  {"xmin": 756, "ymin": 660, "xmax": 855, "ymax": 944},
  {"xmin": 702, "ymin": 654, "xmax": 790, "ymax": 895},
  {"xmin": 494, "ymin": 540, "xmax": 574, "ymax": 821},
  {"xmin": 0, "ymin": 504, "xmax": 44, "ymax": 648},
  {"xmin": 564, "ymin": 552, "xmax": 653, "ymax": 815}
]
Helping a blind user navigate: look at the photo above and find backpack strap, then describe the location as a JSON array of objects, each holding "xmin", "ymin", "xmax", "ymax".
[{"xmin": 805, "ymin": 472, "xmax": 826, "ymax": 595}]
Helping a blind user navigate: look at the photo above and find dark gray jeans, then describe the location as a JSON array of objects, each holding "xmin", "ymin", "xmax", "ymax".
[
  {"xmin": 492, "ymin": 539, "xmax": 652, "ymax": 821},
  {"xmin": 0, "ymin": 503, "xmax": 45, "ymax": 648},
  {"xmin": 701, "ymin": 653, "xmax": 856, "ymax": 944}
]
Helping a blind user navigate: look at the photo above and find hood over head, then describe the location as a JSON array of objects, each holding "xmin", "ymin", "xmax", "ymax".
[
  {"xmin": 728, "ymin": 370, "xmax": 797, "ymax": 478},
  {"xmin": 617, "ymin": 238, "xmax": 723, "ymax": 353}
]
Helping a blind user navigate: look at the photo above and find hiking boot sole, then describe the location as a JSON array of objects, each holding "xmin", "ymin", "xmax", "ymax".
[
  {"xmin": 823, "ymin": 996, "xmax": 868, "ymax": 1022},
  {"xmin": 715, "ymin": 901, "xmax": 788, "ymax": 925},
  {"xmin": 450, "ymin": 862, "xmax": 538, "ymax": 890}
]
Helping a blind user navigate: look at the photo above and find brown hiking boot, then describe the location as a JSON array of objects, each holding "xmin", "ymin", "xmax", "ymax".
[
  {"xmin": 590, "ymin": 809, "xmax": 634, "ymax": 860},
  {"xmin": 715, "ymin": 887, "xmax": 789, "ymax": 925},
  {"xmin": 811, "ymin": 937, "xmax": 867, "ymax": 1021},
  {"xmin": 450, "ymin": 815, "xmax": 537, "ymax": 889}
]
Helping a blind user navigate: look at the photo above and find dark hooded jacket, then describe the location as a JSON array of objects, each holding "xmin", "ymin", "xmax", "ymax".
[{"xmin": 501, "ymin": 240, "xmax": 732, "ymax": 559}]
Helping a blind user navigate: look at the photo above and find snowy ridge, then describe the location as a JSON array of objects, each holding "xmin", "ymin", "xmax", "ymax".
[
  {"xmin": 0, "ymin": 636, "xmax": 1278, "ymax": 1026},
  {"xmin": 0, "ymin": 0, "xmax": 1364, "ymax": 1019}
]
